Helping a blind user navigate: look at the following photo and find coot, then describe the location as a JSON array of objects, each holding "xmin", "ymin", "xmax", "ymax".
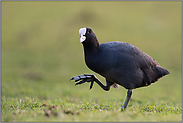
[{"xmin": 70, "ymin": 27, "xmax": 170, "ymax": 111}]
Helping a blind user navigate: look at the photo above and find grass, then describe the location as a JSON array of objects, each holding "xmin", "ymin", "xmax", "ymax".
[
  {"xmin": 1, "ymin": 1, "xmax": 182, "ymax": 122},
  {"xmin": 1, "ymin": 97, "xmax": 182, "ymax": 122}
]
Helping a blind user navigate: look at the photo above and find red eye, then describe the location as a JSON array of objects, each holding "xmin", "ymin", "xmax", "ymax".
[{"xmin": 87, "ymin": 31, "xmax": 89, "ymax": 34}]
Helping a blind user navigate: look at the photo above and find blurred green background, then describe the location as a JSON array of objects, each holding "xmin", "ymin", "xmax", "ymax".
[{"xmin": 1, "ymin": 1, "xmax": 182, "ymax": 121}]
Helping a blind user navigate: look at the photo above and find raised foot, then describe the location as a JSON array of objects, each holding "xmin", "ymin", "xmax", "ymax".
[{"xmin": 70, "ymin": 74, "xmax": 98, "ymax": 89}]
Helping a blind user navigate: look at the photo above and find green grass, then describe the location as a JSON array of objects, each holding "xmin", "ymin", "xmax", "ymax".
[
  {"xmin": 1, "ymin": 1, "xmax": 182, "ymax": 122},
  {"xmin": 1, "ymin": 97, "xmax": 182, "ymax": 122}
]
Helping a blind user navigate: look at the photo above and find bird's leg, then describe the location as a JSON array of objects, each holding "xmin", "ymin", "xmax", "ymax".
[
  {"xmin": 70, "ymin": 74, "xmax": 110, "ymax": 91},
  {"xmin": 121, "ymin": 89, "xmax": 133, "ymax": 111}
]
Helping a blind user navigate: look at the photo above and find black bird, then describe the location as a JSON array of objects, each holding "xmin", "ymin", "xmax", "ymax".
[{"xmin": 70, "ymin": 27, "xmax": 170, "ymax": 111}]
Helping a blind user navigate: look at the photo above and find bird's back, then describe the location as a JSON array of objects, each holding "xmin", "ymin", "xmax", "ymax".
[{"xmin": 100, "ymin": 41, "xmax": 158, "ymax": 66}]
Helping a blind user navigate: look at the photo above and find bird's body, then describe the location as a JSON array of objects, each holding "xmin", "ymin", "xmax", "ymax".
[
  {"xmin": 84, "ymin": 41, "xmax": 169, "ymax": 89},
  {"xmin": 70, "ymin": 27, "xmax": 170, "ymax": 111}
]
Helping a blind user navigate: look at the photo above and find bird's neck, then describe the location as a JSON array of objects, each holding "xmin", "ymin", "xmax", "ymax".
[
  {"xmin": 82, "ymin": 39, "xmax": 100, "ymax": 52},
  {"xmin": 82, "ymin": 39, "xmax": 101, "ymax": 74}
]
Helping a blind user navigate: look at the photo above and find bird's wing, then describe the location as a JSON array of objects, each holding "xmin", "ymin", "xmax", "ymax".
[{"xmin": 100, "ymin": 41, "xmax": 159, "ymax": 69}]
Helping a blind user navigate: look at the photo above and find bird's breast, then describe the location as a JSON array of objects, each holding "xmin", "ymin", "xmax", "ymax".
[{"xmin": 84, "ymin": 51, "xmax": 109, "ymax": 75}]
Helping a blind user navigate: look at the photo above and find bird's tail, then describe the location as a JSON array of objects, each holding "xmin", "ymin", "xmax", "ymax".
[{"xmin": 142, "ymin": 66, "xmax": 170, "ymax": 86}]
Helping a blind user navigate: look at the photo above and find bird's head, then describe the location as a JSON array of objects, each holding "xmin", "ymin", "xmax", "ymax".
[
  {"xmin": 79, "ymin": 27, "xmax": 97, "ymax": 43},
  {"xmin": 79, "ymin": 27, "xmax": 99, "ymax": 50}
]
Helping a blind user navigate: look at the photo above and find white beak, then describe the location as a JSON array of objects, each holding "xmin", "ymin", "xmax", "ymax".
[
  {"xmin": 80, "ymin": 36, "xmax": 86, "ymax": 43},
  {"xmin": 79, "ymin": 27, "xmax": 86, "ymax": 43}
]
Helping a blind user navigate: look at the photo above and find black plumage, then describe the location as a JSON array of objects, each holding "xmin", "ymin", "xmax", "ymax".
[{"xmin": 70, "ymin": 27, "xmax": 170, "ymax": 111}]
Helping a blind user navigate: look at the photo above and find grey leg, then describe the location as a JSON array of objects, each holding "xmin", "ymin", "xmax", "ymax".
[
  {"xmin": 70, "ymin": 74, "xmax": 110, "ymax": 91},
  {"xmin": 121, "ymin": 89, "xmax": 133, "ymax": 111}
]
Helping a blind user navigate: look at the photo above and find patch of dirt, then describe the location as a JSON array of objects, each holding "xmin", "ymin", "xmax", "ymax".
[
  {"xmin": 41, "ymin": 102, "xmax": 80, "ymax": 117},
  {"xmin": 41, "ymin": 102, "xmax": 59, "ymax": 117}
]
